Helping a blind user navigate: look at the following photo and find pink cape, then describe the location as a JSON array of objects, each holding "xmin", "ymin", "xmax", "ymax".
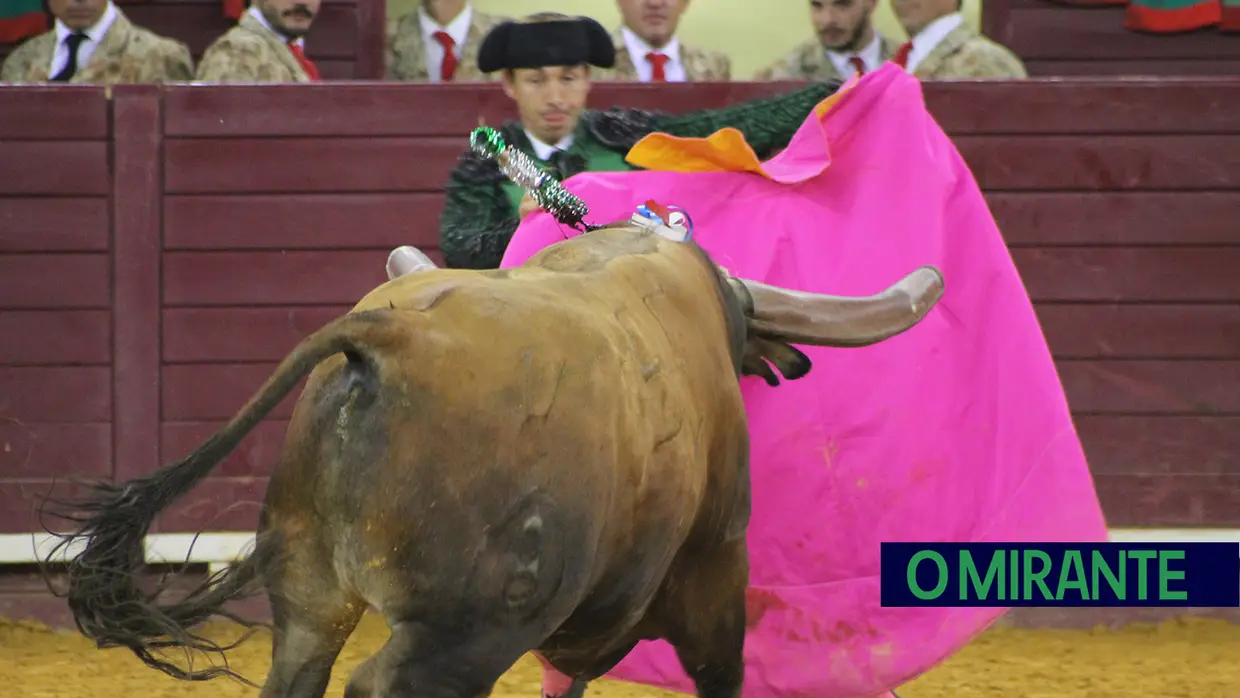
[{"xmin": 499, "ymin": 64, "xmax": 1109, "ymax": 697}]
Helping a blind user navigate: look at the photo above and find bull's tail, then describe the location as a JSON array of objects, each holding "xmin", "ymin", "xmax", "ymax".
[{"xmin": 39, "ymin": 308, "xmax": 406, "ymax": 683}]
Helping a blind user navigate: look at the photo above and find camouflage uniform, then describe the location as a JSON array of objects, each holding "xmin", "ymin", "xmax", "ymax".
[
  {"xmin": 594, "ymin": 27, "xmax": 730, "ymax": 82},
  {"xmin": 0, "ymin": 8, "xmax": 193, "ymax": 85},
  {"xmin": 439, "ymin": 79, "xmax": 844, "ymax": 269},
  {"xmin": 385, "ymin": 7, "xmax": 508, "ymax": 82},
  {"xmin": 910, "ymin": 23, "xmax": 1027, "ymax": 79},
  {"xmin": 754, "ymin": 34, "xmax": 903, "ymax": 81},
  {"xmin": 195, "ymin": 10, "xmax": 315, "ymax": 83}
]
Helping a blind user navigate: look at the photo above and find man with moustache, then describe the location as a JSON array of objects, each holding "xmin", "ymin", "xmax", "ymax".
[
  {"xmin": 195, "ymin": 0, "xmax": 323, "ymax": 82},
  {"xmin": 414, "ymin": 12, "xmax": 843, "ymax": 272},
  {"xmin": 892, "ymin": 0, "xmax": 1026, "ymax": 79},
  {"xmin": 754, "ymin": 0, "xmax": 902, "ymax": 81},
  {"xmin": 0, "ymin": 0, "xmax": 193, "ymax": 84},
  {"xmin": 594, "ymin": 0, "xmax": 730, "ymax": 82},
  {"xmin": 385, "ymin": 0, "xmax": 510, "ymax": 82}
]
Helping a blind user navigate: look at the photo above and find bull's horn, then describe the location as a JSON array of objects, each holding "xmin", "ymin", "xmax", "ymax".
[
  {"xmin": 387, "ymin": 245, "xmax": 439, "ymax": 280},
  {"xmin": 732, "ymin": 266, "xmax": 944, "ymax": 348}
]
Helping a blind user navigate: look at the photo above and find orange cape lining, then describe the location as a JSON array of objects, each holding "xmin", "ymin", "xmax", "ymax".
[{"xmin": 623, "ymin": 85, "xmax": 853, "ymax": 176}]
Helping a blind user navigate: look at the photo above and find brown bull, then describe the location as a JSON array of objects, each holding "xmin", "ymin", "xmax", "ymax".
[{"xmin": 42, "ymin": 222, "xmax": 943, "ymax": 698}]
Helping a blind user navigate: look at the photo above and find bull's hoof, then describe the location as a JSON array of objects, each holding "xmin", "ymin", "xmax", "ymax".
[{"xmin": 546, "ymin": 678, "xmax": 588, "ymax": 698}]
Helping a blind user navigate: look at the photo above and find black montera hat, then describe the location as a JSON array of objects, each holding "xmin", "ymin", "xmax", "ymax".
[{"xmin": 477, "ymin": 15, "xmax": 616, "ymax": 73}]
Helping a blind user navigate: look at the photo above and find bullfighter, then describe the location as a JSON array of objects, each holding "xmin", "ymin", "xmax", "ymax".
[
  {"xmin": 195, "ymin": 0, "xmax": 323, "ymax": 83},
  {"xmin": 754, "ymin": 0, "xmax": 904, "ymax": 82},
  {"xmin": 0, "ymin": 0, "xmax": 193, "ymax": 85},
  {"xmin": 891, "ymin": 0, "xmax": 1027, "ymax": 79},
  {"xmin": 592, "ymin": 0, "xmax": 732, "ymax": 83},
  {"xmin": 385, "ymin": 0, "xmax": 509, "ymax": 82},
  {"xmin": 431, "ymin": 11, "xmax": 845, "ymax": 271}
]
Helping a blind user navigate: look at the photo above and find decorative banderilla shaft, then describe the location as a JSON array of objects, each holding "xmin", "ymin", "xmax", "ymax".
[{"xmin": 469, "ymin": 126, "xmax": 590, "ymax": 229}]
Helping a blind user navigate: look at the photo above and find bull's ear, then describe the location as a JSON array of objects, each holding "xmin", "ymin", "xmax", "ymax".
[{"xmin": 741, "ymin": 337, "xmax": 811, "ymax": 386}]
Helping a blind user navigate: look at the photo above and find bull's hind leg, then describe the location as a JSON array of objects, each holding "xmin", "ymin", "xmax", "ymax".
[
  {"xmin": 656, "ymin": 539, "xmax": 749, "ymax": 698},
  {"xmin": 262, "ymin": 592, "xmax": 364, "ymax": 698},
  {"xmin": 259, "ymin": 537, "xmax": 366, "ymax": 698},
  {"xmin": 343, "ymin": 618, "xmax": 534, "ymax": 698}
]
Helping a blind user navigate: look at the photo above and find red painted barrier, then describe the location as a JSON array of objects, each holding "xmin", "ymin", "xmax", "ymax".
[
  {"xmin": 984, "ymin": 0, "xmax": 1240, "ymax": 75},
  {"xmin": 1, "ymin": 78, "xmax": 1239, "ymax": 535}
]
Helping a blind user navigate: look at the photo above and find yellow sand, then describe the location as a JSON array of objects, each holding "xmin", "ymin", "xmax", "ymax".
[{"xmin": 3, "ymin": 614, "xmax": 1237, "ymax": 697}]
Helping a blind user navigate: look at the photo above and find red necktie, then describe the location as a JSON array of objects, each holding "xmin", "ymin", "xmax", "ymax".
[
  {"xmin": 646, "ymin": 52, "xmax": 669, "ymax": 82},
  {"xmin": 893, "ymin": 41, "xmax": 913, "ymax": 69},
  {"xmin": 287, "ymin": 41, "xmax": 321, "ymax": 81},
  {"xmin": 434, "ymin": 30, "xmax": 458, "ymax": 81},
  {"xmin": 849, "ymin": 55, "xmax": 866, "ymax": 76}
]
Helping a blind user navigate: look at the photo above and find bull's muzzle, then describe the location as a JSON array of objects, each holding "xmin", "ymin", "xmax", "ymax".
[{"xmin": 731, "ymin": 266, "xmax": 945, "ymax": 348}]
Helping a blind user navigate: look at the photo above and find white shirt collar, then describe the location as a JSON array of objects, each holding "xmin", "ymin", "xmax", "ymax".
[
  {"xmin": 620, "ymin": 26, "xmax": 685, "ymax": 82},
  {"xmin": 417, "ymin": 3, "xmax": 473, "ymax": 49},
  {"xmin": 55, "ymin": 0, "xmax": 117, "ymax": 44},
  {"xmin": 824, "ymin": 31, "xmax": 883, "ymax": 80},
  {"xmin": 525, "ymin": 129, "xmax": 574, "ymax": 161},
  {"xmin": 247, "ymin": 4, "xmax": 305, "ymax": 48},
  {"xmin": 906, "ymin": 11, "xmax": 964, "ymax": 73}
]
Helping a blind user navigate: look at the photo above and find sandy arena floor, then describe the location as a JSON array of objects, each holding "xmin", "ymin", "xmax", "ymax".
[{"xmin": 3, "ymin": 614, "xmax": 1237, "ymax": 697}]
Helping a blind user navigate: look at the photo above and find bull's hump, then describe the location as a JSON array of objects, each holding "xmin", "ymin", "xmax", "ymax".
[{"xmin": 527, "ymin": 226, "xmax": 662, "ymax": 273}]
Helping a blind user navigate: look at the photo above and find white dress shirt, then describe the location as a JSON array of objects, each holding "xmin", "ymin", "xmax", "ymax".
[
  {"xmin": 49, "ymin": 0, "xmax": 117, "ymax": 77},
  {"xmin": 620, "ymin": 26, "xmax": 686, "ymax": 82},
  {"xmin": 418, "ymin": 3, "xmax": 473, "ymax": 82},
  {"xmin": 824, "ymin": 32, "xmax": 884, "ymax": 80},
  {"xmin": 905, "ymin": 11, "xmax": 965, "ymax": 74},
  {"xmin": 525, "ymin": 130, "xmax": 575, "ymax": 161}
]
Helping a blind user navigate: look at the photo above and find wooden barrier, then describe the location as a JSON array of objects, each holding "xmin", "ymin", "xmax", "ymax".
[
  {"xmin": 1, "ymin": 78, "xmax": 1239, "ymax": 537},
  {"xmin": 984, "ymin": 0, "xmax": 1240, "ymax": 75},
  {"xmin": 0, "ymin": 0, "xmax": 384, "ymax": 79},
  {"xmin": 0, "ymin": 87, "xmax": 113, "ymax": 535}
]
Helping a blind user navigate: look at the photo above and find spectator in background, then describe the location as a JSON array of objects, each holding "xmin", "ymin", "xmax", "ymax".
[
  {"xmin": 754, "ymin": 0, "xmax": 901, "ymax": 81},
  {"xmin": 892, "ymin": 0, "xmax": 1027, "ymax": 79},
  {"xmin": 0, "ymin": 0, "xmax": 192, "ymax": 84},
  {"xmin": 385, "ymin": 0, "xmax": 509, "ymax": 82},
  {"xmin": 415, "ymin": 12, "xmax": 843, "ymax": 272},
  {"xmin": 594, "ymin": 0, "xmax": 730, "ymax": 82},
  {"xmin": 195, "ymin": 0, "xmax": 322, "ymax": 82}
]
